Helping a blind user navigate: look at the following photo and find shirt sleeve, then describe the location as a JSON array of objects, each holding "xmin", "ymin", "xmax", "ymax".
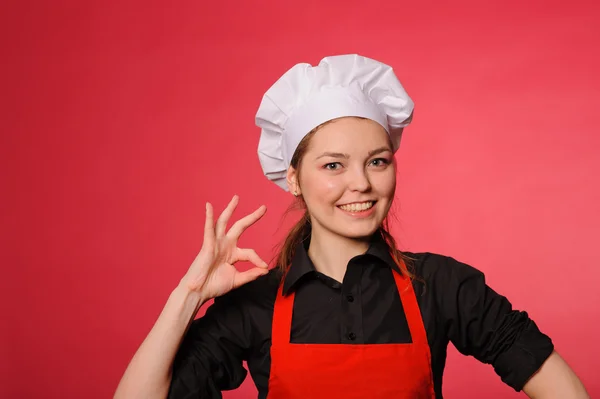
[
  {"xmin": 433, "ymin": 255, "xmax": 554, "ymax": 391},
  {"xmin": 167, "ymin": 291, "xmax": 252, "ymax": 399}
]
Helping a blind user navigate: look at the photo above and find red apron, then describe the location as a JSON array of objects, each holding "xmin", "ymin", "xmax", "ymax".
[{"xmin": 267, "ymin": 268, "xmax": 436, "ymax": 398}]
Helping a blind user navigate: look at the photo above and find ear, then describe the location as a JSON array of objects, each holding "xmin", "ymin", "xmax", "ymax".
[{"xmin": 286, "ymin": 166, "xmax": 301, "ymax": 196}]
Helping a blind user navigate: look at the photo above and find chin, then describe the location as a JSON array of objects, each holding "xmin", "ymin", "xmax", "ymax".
[
  {"xmin": 331, "ymin": 220, "xmax": 381, "ymax": 240},
  {"xmin": 310, "ymin": 208, "xmax": 386, "ymax": 240}
]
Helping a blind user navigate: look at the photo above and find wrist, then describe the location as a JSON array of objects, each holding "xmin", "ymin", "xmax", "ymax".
[
  {"xmin": 171, "ymin": 283, "xmax": 208, "ymax": 316},
  {"xmin": 175, "ymin": 280, "xmax": 208, "ymax": 304}
]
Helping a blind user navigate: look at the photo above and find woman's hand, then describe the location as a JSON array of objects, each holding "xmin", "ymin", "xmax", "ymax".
[
  {"xmin": 179, "ymin": 195, "xmax": 270, "ymax": 302},
  {"xmin": 114, "ymin": 195, "xmax": 268, "ymax": 399}
]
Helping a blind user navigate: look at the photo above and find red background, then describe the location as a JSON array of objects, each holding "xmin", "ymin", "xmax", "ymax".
[{"xmin": 2, "ymin": 1, "xmax": 599, "ymax": 398}]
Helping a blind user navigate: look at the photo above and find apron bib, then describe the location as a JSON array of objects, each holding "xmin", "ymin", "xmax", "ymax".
[{"xmin": 267, "ymin": 268, "xmax": 436, "ymax": 398}]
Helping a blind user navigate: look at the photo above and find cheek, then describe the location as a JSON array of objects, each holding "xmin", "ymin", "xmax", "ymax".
[
  {"xmin": 324, "ymin": 178, "xmax": 343, "ymax": 192},
  {"xmin": 301, "ymin": 170, "xmax": 344, "ymax": 201},
  {"xmin": 374, "ymin": 172, "xmax": 397, "ymax": 200}
]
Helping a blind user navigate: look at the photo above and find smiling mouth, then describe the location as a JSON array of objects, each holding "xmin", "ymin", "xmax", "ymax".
[{"xmin": 338, "ymin": 201, "xmax": 376, "ymax": 212}]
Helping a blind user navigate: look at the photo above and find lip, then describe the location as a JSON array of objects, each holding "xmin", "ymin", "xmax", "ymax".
[
  {"xmin": 337, "ymin": 200, "xmax": 377, "ymax": 207},
  {"xmin": 336, "ymin": 201, "xmax": 377, "ymax": 218}
]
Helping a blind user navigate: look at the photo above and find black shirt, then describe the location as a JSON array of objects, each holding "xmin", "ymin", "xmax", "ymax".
[{"xmin": 168, "ymin": 234, "xmax": 554, "ymax": 398}]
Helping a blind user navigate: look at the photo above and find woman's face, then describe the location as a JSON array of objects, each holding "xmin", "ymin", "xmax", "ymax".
[{"xmin": 291, "ymin": 117, "xmax": 396, "ymax": 240}]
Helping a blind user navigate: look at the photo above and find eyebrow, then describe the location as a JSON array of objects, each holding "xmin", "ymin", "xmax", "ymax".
[
  {"xmin": 316, "ymin": 152, "xmax": 349, "ymax": 160},
  {"xmin": 315, "ymin": 146, "xmax": 392, "ymax": 160},
  {"xmin": 368, "ymin": 147, "xmax": 392, "ymax": 156}
]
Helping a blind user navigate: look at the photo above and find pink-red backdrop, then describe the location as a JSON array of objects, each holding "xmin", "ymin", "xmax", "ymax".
[{"xmin": 2, "ymin": 1, "xmax": 599, "ymax": 398}]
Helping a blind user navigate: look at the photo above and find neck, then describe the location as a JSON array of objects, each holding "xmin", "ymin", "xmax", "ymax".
[{"xmin": 307, "ymin": 226, "xmax": 371, "ymax": 283}]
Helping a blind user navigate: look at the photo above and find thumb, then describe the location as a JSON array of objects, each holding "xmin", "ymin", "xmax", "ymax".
[{"xmin": 233, "ymin": 267, "xmax": 269, "ymax": 289}]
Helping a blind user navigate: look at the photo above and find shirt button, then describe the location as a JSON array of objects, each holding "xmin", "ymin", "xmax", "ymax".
[
  {"xmin": 347, "ymin": 332, "xmax": 356, "ymax": 341},
  {"xmin": 346, "ymin": 295, "xmax": 354, "ymax": 302}
]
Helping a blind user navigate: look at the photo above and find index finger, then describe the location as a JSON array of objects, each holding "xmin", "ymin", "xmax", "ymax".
[
  {"xmin": 203, "ymin": 202, "xmax": 215, "ymax": 248},
  {"xmin": 227, "ymin": 205, "xmax": 267, "ymax": 240}
]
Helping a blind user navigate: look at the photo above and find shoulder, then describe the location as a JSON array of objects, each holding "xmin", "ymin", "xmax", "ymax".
[{"xmin": 402, "ymin": 251, "xmax": 486, "ymax": 293}]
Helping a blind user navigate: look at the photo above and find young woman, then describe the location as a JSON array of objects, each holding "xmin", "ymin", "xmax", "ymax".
[{"xmin": 114, "ymin": 55, "xmax": 589, "ymax": 398}]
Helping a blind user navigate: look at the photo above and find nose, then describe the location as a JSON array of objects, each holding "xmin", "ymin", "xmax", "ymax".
[{"xmin": 347, "ymin": 165, "xmax": 372, "ymax": 192}]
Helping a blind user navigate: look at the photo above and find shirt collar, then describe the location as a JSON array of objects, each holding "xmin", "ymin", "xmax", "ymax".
[{"xmin": 281, "ymin": 226, "xmax": 401, "ymax": 295}]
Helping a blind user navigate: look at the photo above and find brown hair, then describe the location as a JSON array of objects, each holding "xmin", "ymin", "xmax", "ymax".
[{"xmin": 275, "ymin": 118, "xmax": 415, "ymax": 280}]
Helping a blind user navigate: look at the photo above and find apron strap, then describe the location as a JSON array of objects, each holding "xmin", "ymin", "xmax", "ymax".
[
  {"xmin": 392, "ymin": 270, "xmax": 429, "ymax": 346},
  {"xmin": 272, "ymin": 283, "xmax": 293, "ymax": 347}
]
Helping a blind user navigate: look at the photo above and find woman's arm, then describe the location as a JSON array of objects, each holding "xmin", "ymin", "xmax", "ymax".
[
  {"xmin": 114, "ymin": 286, "xmax": 205, "ymax": 399},
  {"xmin": 523, "ymin": 351, "xmax": 589, "ymax": 399},
  {"xmin": 113, "ymin": 197, "xmax": 269, "ymax": 399},
  {"xmin": 430, "ymin": 254, "xmax": 587, "ymax": 393}
]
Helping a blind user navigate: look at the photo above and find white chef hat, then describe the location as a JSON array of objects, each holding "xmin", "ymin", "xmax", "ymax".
[{"xmin": 256, "ymin": 54, "xmax": 414, "ymax": 191}]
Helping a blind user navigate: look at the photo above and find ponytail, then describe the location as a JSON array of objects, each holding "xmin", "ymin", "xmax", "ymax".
[{"xmin": 276, "ymin": 210, "xmax": 310, "ymax": 275}]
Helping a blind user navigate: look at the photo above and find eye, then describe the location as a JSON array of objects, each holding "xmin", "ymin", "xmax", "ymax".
[
  {"xmin": 323, "ymin": 162, "xmax": 342, "ymax": 170},
  {"xmin": 369, "ymin": 158, "xmax": 390, "ymax": 167}
]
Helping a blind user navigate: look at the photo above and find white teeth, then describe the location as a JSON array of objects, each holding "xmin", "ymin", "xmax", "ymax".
[{"xmin": 339, "ymin": 201, "xmax": 374, "ymax": 212}]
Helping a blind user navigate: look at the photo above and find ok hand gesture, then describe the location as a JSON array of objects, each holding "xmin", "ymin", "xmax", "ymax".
[{"xmin": 180, "ymin": 195, "xmax": 269, "ymax": 301}]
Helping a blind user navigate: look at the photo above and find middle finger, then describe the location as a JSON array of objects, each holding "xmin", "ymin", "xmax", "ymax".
[{"xmin": 215, "ymin": 195, "xmax": 239, "ymax": 238}]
